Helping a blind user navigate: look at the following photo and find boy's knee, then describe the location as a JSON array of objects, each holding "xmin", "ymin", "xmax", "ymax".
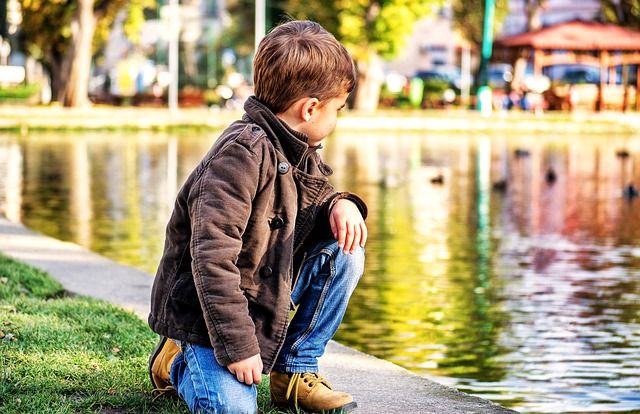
[
  {"xmin": 331, "ymin": 242, "xmax": 365, "ymax": 283},
  {"xmin": 346, "ymin": 246, "xmax": 365, "ymax": 276},
  {"xmin": 220, "ymin": 399, "xmax": 257, "ymax": 414},
  {"xmin": 192, "ymin": 397, "xmax": 257, "ymax": 414}
]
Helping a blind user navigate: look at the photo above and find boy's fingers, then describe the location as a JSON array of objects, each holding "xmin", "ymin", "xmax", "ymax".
[
  {"xmin": 343, "ymin": 222, "xmax": 355, "ymax": 253},
  {"xmin": 350, "ymin": 224, "xmax": 361, "ymax": 253},
  {"xmin": 337, "ymin": 222, "xmax": 346, "ymax": 248},
  {"xmin": 330, "ymin": 214, "xmax": 337, "ymax": 239},
  {"xmin": 360, "ymin": 222, "xmax": 368, "ymax": 247},
  {"xmin": 237, "ymin": 371, "xmax": 244, "ymax": 384},
  {"xmin": 253, "ymin": 368, "xmax": 262, "ymax": 385}
]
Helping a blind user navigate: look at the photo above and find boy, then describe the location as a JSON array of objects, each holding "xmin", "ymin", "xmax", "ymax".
[{"xmin": 148, "ymin": 20, "xmax": 367, "ymax": 414}]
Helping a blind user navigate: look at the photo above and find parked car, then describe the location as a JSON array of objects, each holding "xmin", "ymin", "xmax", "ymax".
[
  {"xmin": 414, "ymin": 67, "xmax": 462, "ymax": 108},
  {"xmin": 545, "ymin": 64, "xmax": 599, "ymax": 84},
  {"xmin": 488, "ymin": 63, "xmax": 513, "ymax": 90}
]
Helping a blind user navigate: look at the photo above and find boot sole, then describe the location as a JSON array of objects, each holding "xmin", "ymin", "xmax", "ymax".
[
  {"xmin": 272, "ymin": 401, "xmax": 357, "ymax": 413},
  {"xmin": 148, "ymin": 336, "xmax": 169, "ymax": 388}
]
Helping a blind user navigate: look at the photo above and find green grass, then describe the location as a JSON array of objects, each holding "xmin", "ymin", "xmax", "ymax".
[
  {"xmin": 0, "ymin": 254, "xmax": 284, "ymax": 413},
  {"xmin": 0, "ymin": 84, "xmax": 40, "ymax": 101}
]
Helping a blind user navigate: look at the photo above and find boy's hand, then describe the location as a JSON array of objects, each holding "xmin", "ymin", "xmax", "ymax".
[
  {"xmin": 329, "ymin": 199, "xmax": 367, "ymax": 254},
  {"xmin": 227, "ymin": 354, "xmax": 263, "ymax": 385}
]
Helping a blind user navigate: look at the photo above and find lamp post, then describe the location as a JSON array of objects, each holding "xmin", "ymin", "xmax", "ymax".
[
  {"xmin": 477, "ymin": 0, "xmax": 495, "ymax": 116},
  {"xmin": 255, "ymin": 0, "xmax": 265, "ymax": 53},
  {"xmin": 168, "ymin": 0, "xmax": 179, "ymax": 113}
]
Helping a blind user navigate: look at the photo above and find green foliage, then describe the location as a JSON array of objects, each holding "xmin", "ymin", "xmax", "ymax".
[
  {"xmin": 122, "ymin": 0, "xmax": 155, "ymax": 46},
  {"xmin": 18, "ymin": 0, "xmax": 74, "ymax": 61},
  {"xmin": 0, "ymin": 84, "xmax": 41, "ymax": 101},
  {"xmin": 19, "ymin": 0, "xmax": 69, "ymax": 60},
  {"xmin": 451, "ymin": 0, "xmax": 509, "ymax": 47},
  {"xmin": 223, "ymin": 0, "xmax": 289, "ymax": 59},
  {"xmin": 220, "ymin": 0, "xmax": 255, "ymax": 58},
  {"xmin": 0, "ymin": 255, "xmax": 285, "ymax": 413},
  {"xmin": 18, "ymin": 0, "xmax": 155, "ymax": 76},
  {"xmin": 285, "ymin": 0, "xmax": 439, "ymax": 61},
  {"xmin": 280, "ymin": 0, "xmax": 340, "ymax": 36},
  {"xmin": 423, "ymin": 77, "xmax": 450, "ymax": 93},
  {"xmin": 601, "ymin": 0, "xmax": 640, "ymax": 30}
]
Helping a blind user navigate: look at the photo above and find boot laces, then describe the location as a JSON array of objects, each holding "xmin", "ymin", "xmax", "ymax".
[
  {"xmin": 151, "ymin": 385, "xmax": 176, "ymax": 401},
  {"xmin": 285, "ymin": 373, "xmax": 333, "ymax": 410}
]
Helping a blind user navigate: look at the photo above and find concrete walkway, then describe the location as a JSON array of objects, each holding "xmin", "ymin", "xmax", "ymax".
[
  {"xmin": 2, "ymin": 105, "xmax": 640, "ymax": 135},
  {"xmin": 0, "ymin": 217, "xmax": 516, "ymax": 414}
]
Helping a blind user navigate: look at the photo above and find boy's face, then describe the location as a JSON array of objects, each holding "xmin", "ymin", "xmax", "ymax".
[{"xmin": 303, "ymin": 92, "xmax": 349, "ymax": 146}]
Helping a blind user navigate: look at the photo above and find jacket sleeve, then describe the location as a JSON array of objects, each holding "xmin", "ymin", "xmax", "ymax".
[
  {"xmin": 187, "ymin": 140, "xmax": 261, "ymax": 366},
  {"xmin": 309, "ymin": 191, "xmax": 368, "ymax": 242},
  {"xmin": 325, "ymin": 192, "xmax": 368, "ymax": 220}
]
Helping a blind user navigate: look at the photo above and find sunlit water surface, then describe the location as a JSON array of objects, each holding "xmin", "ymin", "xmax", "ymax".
[{"xmin": 1, "ymin": 130, "xmax": 639, "ymax": 413}]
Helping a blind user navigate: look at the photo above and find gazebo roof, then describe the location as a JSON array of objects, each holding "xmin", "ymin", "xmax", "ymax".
[{"xmin": 495, "ymin": 20, "xmax": 640, "ymax": 51}]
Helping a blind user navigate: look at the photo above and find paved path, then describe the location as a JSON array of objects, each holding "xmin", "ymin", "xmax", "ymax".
[
  {"xmin": 2, "ymin": 105, "xmax": 640, "ymax": 135},
  {"xmin": 0, "ymin": 217, "xmax": 516, "ymax": 414}
]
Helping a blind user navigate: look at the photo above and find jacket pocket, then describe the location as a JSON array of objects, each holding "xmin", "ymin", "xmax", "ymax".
[
  {"xmin": 168, "ymin": 271, "xmax": 207, "ymax": 333},
  {"xmin": 170, "ymin": 271, "xmax": 198, "ymax": 304}
]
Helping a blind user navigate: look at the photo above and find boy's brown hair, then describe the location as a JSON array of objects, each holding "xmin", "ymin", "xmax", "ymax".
[{"xmin": 253, "ymin": 20, "xmax": 356, "ymax": 114}]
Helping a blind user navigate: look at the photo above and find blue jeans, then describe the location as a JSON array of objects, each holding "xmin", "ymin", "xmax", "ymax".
[{"xmin": 169, "ymin": 240, "xmax": 364, "ymax": 413}]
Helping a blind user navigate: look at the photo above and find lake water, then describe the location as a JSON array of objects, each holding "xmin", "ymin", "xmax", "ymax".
[{"xmin": 1, "ymin": 130, "xmax": 639, "ymax": 413}]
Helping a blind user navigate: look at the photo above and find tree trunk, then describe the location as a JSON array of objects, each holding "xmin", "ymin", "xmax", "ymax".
[
  {"xmin": 511, "ymin": 49, "xmax": 529, "ymax": 92},
  {"xmin": 510, "ymin": 1, "xmax": 547, "ymax": 93},
  {"xmin": 525, "ymin": 0, "xmax": 547, "ymax": 32},
  {"xmin": 353, "ymin": 53, "xmax": 384, "ymax": 112},
  {"xmin": 46, "ymin": 49, "xmax": 66, "ymax": 102},
  {"xmin": 63, "ymin": 0, "xmax": 96, "ymax": 107}
]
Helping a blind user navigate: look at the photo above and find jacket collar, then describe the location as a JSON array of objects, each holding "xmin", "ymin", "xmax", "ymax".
[{"xmin": 243, "ymin": 96, "xmax": 309, "ymax": 168}]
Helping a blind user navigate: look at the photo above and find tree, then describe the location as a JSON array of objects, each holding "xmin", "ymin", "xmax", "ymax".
[
  {"xmin": 524, "ymin": 0, "xmax": 548, "ymax": 31},
  {"xmin": 451, "ymin": 0, "xmax": 508, "ymax": 92},
  {"xmin": 279, "ymin": 0, "xmax": 339, "ymax": 38},
  {"xmin": 18, "ymin": 0, "xmax": 152, "ymax": 107},
  {"xmin": 601, "ymin": 0, "xmax": 640, "ymax": 30},
  {"xmin": 285, "ymin": 0, "xmax": 439, "ymax": 111},
  {"xmin": 453, "ymin": 0, "xmax": 549, "ymax": 91},
  {"xmin": 221, "ymin": 0, "xmax": 258, "ymax": 61},
  {"xmin": 219, "ymin": 0, "xmax": 286, "ymax": 82},
  {"xmin": 451, "ymin": 0, "xmax": 509, "ymax": 49},
  {"xmin": 513, "ymin": 1, "xmax": 548, "ymax": 91}
]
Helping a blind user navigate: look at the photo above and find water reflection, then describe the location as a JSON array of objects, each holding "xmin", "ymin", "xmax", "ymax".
[
  {"xmin": 1, "ymin": 131, "xmax": 639, "ymax": 413},
  {"xmin": 1, "ymin": 133, "xmax": 213, "ymax": 271}
]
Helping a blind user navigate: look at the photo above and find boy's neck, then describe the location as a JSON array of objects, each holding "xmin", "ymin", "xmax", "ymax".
[
  {"xmin": 276, "ymin": 113, "xmax": 305, "ymax": 137},
  {"xmin": 276, "ymin": 112, "xmax": 322, "ymax": 147}
]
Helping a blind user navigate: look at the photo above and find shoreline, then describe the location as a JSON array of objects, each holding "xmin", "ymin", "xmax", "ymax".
[
  {"xmin": 0, "ymin": 216, "xmax": 516, "ymax": 414},
  {"xmin": 1, "ymin": 105, "xmax": 639, "ymax": 135}
]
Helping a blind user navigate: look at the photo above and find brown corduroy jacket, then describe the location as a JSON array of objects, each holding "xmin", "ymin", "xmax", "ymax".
[{"xmin": 148, "ymin": 96, "xmax": 367, "ymax": 373}]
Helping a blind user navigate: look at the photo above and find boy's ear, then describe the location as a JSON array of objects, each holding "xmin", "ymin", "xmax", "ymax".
[{"xmin": 300, "ymin": 97, "xmax": 320, "ymax": 121}]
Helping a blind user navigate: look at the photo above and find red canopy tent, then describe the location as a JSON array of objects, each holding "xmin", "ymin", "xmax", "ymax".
[{"xmin": 495, "ymin": 21, "xmax": 640, "ymax": 111}]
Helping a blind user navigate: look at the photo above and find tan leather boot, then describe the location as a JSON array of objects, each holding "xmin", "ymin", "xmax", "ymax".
[
  {"xmin": 270, "ymin": 371, "xmax": 357, "ymax": 413},
  {"xmin": 148, "ymin": 336, "xmax": 180, "ymax": 395}
]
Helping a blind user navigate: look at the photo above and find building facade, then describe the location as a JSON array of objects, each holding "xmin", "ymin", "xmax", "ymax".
[
  {"xmin": 388, "ymin": 0, "xmax": 602, "ymax": 78},
  {"xmin": 501, "ymin": 0, "xmax": 601, "ymax": 36}
]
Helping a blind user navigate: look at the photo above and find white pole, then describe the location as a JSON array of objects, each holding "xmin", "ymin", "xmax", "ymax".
[
  {"xmin": 461, "ymin": 45, "xmax": 471, "ymax": 110},
  {"xmin": 255, "ymin": 0, "xmax": 265, "ymax": 53},
  {"xmin": 168, "ymin": 0, "xmax": 179, "ymax": 113}
]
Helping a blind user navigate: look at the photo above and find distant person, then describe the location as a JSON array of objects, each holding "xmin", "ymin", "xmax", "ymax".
[{"xmin": 147, "ymin": 20, "xmax": 367, "ymax": 414}]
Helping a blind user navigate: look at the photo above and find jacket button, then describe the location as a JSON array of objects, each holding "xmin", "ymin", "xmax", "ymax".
[
  {"xmin": 252, "ymin": 126, "xmax": 260, "ymax": 132},
  {"xmin": 270, "ymin": 216, "xmax": 285, "ymax": 229},
  {"xmin": 259, "ymin": 266, "xmax": 273, "ymax": 278},
  {"xmin": 278, "ymin": 161, "xmax": 289, "ymax": 174}
]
